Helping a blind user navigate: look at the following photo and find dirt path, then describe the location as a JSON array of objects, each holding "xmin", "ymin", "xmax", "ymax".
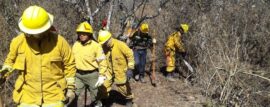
[
  {"xmin": 77, "ymin": 72, "xmax": 208, "ymax": 107},
  {"xmin": 109, "ymin": 73, "xmax": 208, "ymax": 107}
]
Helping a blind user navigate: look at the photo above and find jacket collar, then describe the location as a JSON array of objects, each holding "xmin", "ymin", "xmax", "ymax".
[
  {"xmin": 80, "ymin": 40, "xmax": 92, "ymax": 46},
  {"xmin": 24, "ymin": 33, "xmax": 52, "ymax": 54},
  {"xmin": 110, "ymin": 38, "xmax": 115, "ymax": 48}
]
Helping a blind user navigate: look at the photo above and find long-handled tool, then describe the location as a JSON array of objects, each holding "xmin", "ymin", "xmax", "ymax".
[
  {"xmin": 150, "ymin": 30, "xmax": 157, "ymax": 87},
  {"xmin": 0, "ymin": 65, "xmax": 7, "ymax": 85},
  {"xmin": 0, "ymin": 65, "xmax": 6, "ymax": 107}
]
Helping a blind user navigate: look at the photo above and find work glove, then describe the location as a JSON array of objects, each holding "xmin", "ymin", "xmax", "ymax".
[
  {"xmin": 0, "ymin": 65, "xmax": 13, "ymax": 73},
  {"xmin": 152, "ymin": 38, "xmax": 157, "ymax": 44},
  {"xmin": 0, "ymin": 65, "xmax": 14, "ymax": 78},
  {"xmin": 64, "ymin": 89, "xmax": 75, "ymax": 106},
  {"xmin": 126, "ymin": 69, "xmax": 133, "ymax": 80},
  {"xmin": 95, "ymin": 75, "xmax": 106, "ymax": 88}
]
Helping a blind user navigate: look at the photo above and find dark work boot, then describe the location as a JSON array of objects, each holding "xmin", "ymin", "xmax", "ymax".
[
  {"xmin": 166, "ymin": 72, "xmax": 176, "ymax": 82},
  {"xmin": 126, "ymin": 99, "xmax": 133, "ymax": 107}
]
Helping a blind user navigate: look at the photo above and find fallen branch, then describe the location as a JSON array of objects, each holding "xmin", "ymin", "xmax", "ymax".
[{"xmin": 240, "ymin": 72, "xmax": 270, "ymax": 82}]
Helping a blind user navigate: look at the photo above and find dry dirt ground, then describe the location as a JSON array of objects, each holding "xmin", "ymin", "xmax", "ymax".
[{"xmin": 79, "ymin": 72, "xmax": 208, "ymax": 107}]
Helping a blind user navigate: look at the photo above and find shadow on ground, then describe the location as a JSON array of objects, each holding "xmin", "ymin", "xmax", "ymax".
[{"xmin": 102, "ymin": 90, "xmax": 130, "ymax": 107}]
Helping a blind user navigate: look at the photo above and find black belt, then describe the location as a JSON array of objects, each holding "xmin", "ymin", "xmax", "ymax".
[
  {"xmin": 76, "ymin": 69, "xmax": 98, "ymax": 75},
  {"xmin": 133, "ymin": 46, "xmax": 148, "ymax": 50}
]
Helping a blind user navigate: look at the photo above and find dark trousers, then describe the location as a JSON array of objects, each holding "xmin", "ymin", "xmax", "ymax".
[{"xmin": 134, "ymin": 49, "xmax": 147, "ymax": 77}]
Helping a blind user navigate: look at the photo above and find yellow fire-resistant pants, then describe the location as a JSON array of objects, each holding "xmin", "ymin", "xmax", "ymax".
[
  {"xmin": 18, "ymin": 101, "xmax": 64, "ymax": 107},
  {"xmin": 165, "ymin": 47, "xmax": 176, "ymax": 72},
  {"xmin": 98, "ymin": 78, "xmax": 134, "ymax": 100}
]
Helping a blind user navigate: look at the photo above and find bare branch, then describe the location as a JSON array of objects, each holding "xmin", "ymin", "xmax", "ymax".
[
  {"xmin": 116, "ymin": 0, "xmax": 169, "ymax": 39},
  {"xmin": 106, "ymin": 0, "xmax": 115, "ymax": 30},
  {"xmin": 140, "ymin": 0, "xmax": 147, "ymax": 19},
  {"xmin": 121, "ymin": 0, "xmax": 145, "ymax": 22},
  {"xmin": 119, "ymin": 0, "xmax": 145, "ymax": 23},
  {"xmin": 132, "ymin": 0, "xmax": 135, "ymax": 11},
  {"xmin": 91, "ymin": 0, "xmax": 108, "ymax": 17},
  {"xmin": 85, "ymin": 0, "xmax": 93, "ymax": 24},
  {"xmin": 132, "ymin": 0, "xmax": 145, "ymax": 15},
  {"xmin": 117, "ymin": 0, "xmax": 145, "ymax": 37},
  {"xmin": 91, "ymin": 8, "xmax": 100, "ymax": 17},
  {"xmin": 131, "ymin": 0, "xmax": 170, "ymax": 28},
  {"xmin": 240, "ymin": 72, "xmax": 270, "ymax": 82},
  {"xmin": 119, "ymin": 1, "xmax": 128, "ymax": 14},
  {"xmin": 64, "ymin": 0, "xmax": 78, "ymax": 4},
  {"xmin": 85, "ymin": 0, "xmax": 108, "ymax": 25},
  {"xmin": 143, "ymin": 0, "xmax": 170, "ymax": 21}
]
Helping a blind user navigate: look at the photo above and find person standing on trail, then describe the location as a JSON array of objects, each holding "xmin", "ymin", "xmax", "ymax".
[
  {"xmin": 164, "ymin": 24, "xmax": 189, "ymax": 82},
  {"xmin": 70, "ymin": 21, "xmax": 108, "ymax": 107},
  {"xmin": 129, "ymin": 23, "xmax": 156, "ymax": 83},
  {"xmin": 97, "ymin": 30, "xmax": 135, "ymax": 107},
  {"xmin": 0, "ymin": 5, "xmax": 76, "ymax": 107}
]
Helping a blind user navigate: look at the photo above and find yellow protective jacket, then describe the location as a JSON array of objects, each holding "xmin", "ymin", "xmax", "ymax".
[
  {"xmin": 105, "ymin": 38, "xmax": 135, "ymax": 84},
  {"xmin": 4, "ymin": 32, "xmax": 76, "ymax": 105},
  {"xmin": 72, "ymin": 40, "xmax": 107, "ymax": 76},
  {"xmin": 165, "ymin": 31, "xmax": 185, "ymax": 53}
]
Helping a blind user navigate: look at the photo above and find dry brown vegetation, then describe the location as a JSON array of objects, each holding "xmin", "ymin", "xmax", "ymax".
[{"xmin": 0, "ymin": 0, "xmax": 270, "ymax": 107}]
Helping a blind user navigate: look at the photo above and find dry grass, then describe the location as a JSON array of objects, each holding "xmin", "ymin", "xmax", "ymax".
[{"xmin": 0, "ymin": 0, "xmax": 269, "ymax": 106}]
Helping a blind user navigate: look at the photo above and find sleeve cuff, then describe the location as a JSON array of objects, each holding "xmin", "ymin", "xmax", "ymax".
[
  {"xmin": 66, "ymin": 77, "xmax": 75, "ymax": 89},
  {"xmin": 128, "ymin": 63, "xmax": 134, "ymax": 70}
]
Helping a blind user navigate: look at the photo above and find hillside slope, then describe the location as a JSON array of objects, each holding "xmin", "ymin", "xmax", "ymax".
[{"xmin": 0, "ymin": 0, "xmax": 269, "ymax": 106}]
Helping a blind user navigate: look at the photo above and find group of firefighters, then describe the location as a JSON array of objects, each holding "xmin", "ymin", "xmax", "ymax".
[{"xmin": 0, "ymin": 5, "xmax": 189, "ymax": 107}]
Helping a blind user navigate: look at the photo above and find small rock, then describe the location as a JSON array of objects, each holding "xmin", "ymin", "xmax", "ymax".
[{"xmin": 186, "ymin": 96, "xmax": 196, "ymax": 101}]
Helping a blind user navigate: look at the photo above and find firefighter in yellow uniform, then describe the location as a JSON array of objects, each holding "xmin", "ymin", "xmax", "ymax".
[
  {"xmin": 71, "ymin": 22, "xmax": 107, "ymax": 107},
  {"xmin": 97, "ymin": 30, "xmax": 135, "ymax": 107},
  {"xmin": 0, "ymin": 6, "xmax": 76, "ymax": 107},
  {"xmin": 164, "ymin": 24, "xmax": 189, "ymax": 82}
]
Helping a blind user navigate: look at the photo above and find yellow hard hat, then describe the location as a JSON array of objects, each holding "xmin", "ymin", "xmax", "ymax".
[
  {"xmin": 18, "ymin": 5, "xmax": 54, "ymax": 34},
  {"xmin": 180, "ymin": 24, "xmax": 189, "ymax": 33},
  {"xmin": 76, "ymin": 21, "xmax": 93, "ymax": 34},
  {"xmin": 140, "ymin": 23, "xmax": 149, "ymax": 33},
  {"xmin": 98, "ymin": 30, "xmax": 112, "ymax": 44}
]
